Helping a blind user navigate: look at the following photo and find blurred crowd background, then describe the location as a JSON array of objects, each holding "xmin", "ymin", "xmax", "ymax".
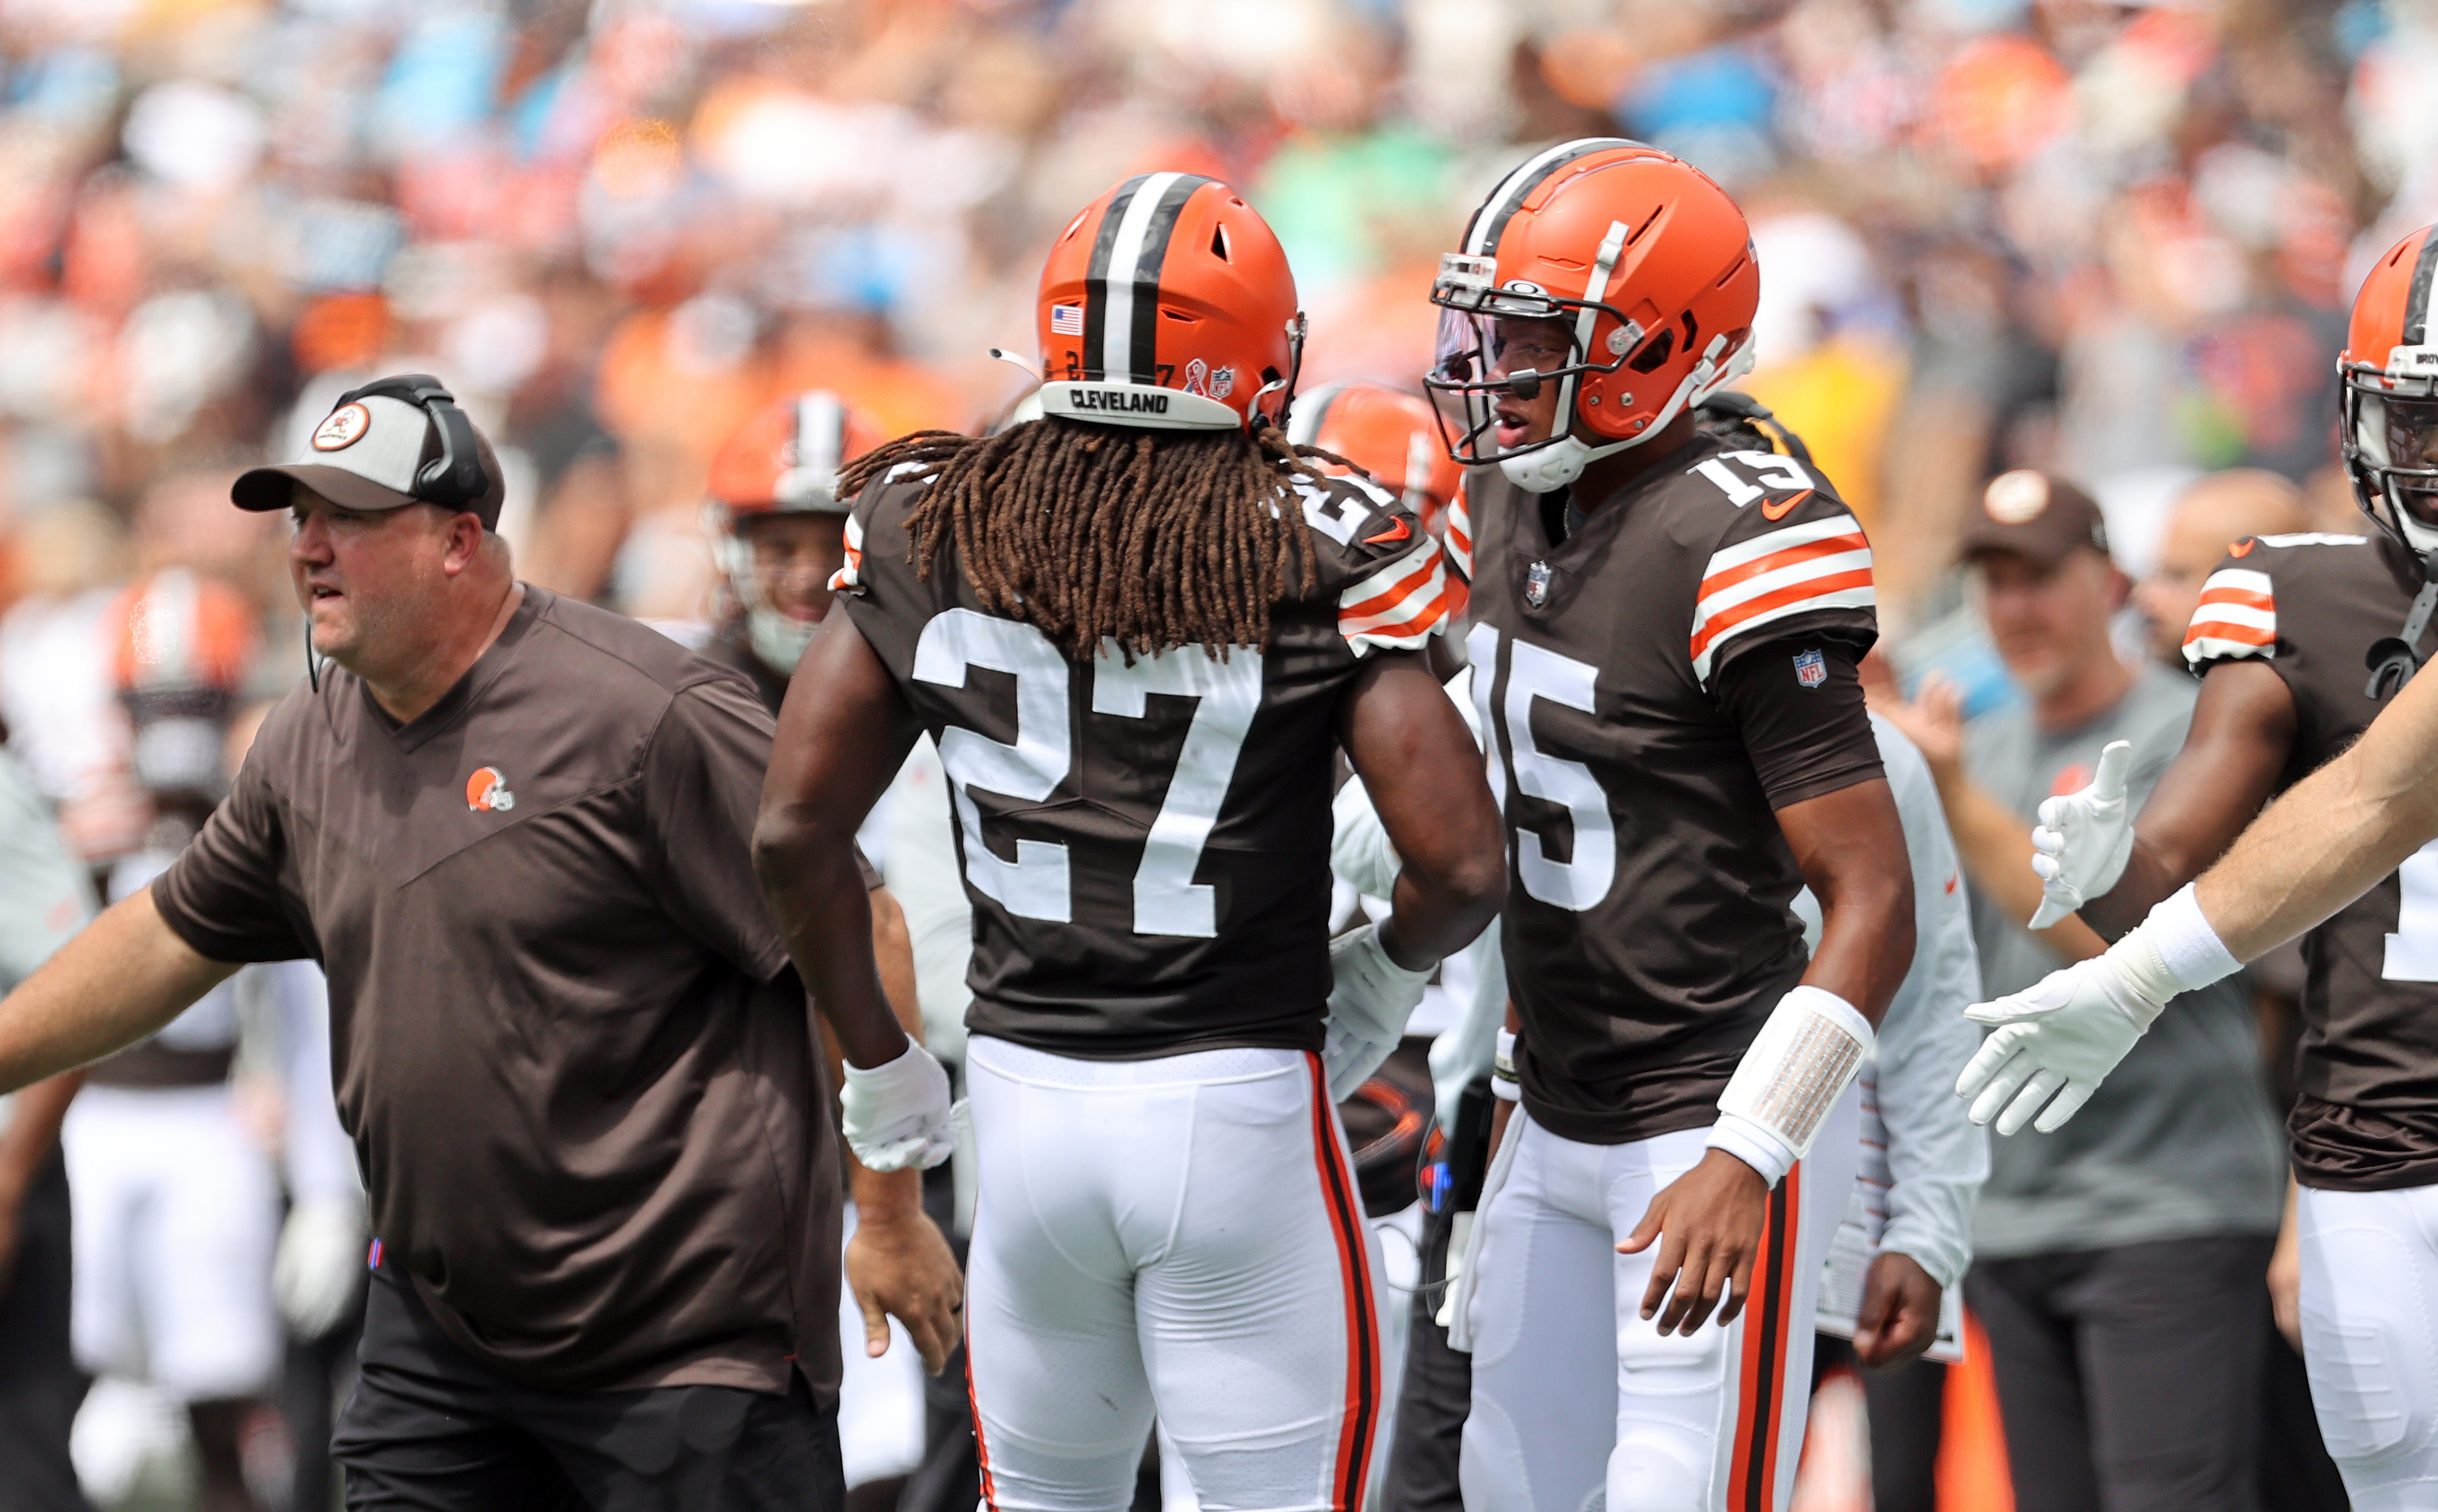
[{"xmin": 0, "ymin": 0, "xmax": 2422, "ymax": 1506}]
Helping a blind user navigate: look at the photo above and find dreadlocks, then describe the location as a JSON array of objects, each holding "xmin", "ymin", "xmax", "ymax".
[{"xmin": 838, "ymin": 416, "xmax": 1342, "ymax": 661}]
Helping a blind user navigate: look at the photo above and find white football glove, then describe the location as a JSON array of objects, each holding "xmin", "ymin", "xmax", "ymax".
[
  {"xmin": 2028, "ymin": 740, "xmax": 2135, "ymax": 929},
  {"xmin": 1322, "ymin": 922, "xmax": 1432, "ymax": 1101},
  {"xmin": 273, "ymin": 1196, "xmax": 366, "ymax": 1340},
  {"xmin": 1956, "ymin": 945, "xmax": 2171, "ymax": 1135},
  {"xmin": 840, "ymin": 1041, "xmax": 956, "ymax": 1172}
]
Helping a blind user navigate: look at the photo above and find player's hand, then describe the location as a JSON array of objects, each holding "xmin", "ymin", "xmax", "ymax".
[
  {"xmin": 1322, "ymin": 922, "xmax": 1431, "ymax": 1101},
  {"xmin": 2029, "ymin": 740, "xmax": 2135, "ymax": 929},
  {"xmin": 1852, "ymin": 1251, "xmax": 1943, "ymax": 1369},
  {"xmin": 839, "ymin": 1041, "xmax": 956, "ymax": 1172},
  {"xmin": 1618, "ymin": 1149, "xmax": 1768, "ymax": 1336},
  {"xmin": 845, "ymin": 1205, "xmax": 964, "ymax": 1375},
  {"xmin": 2267, "ymin": 1198, "xmax": 2303, "ymax": 1353},
  {"xmin": 1956, "ymin": 952, "xmax": 2163, "ymax": 1134},
  {"xmin": 274, "ymin": 1196, "xmax": 367, "ymax": 1340}
]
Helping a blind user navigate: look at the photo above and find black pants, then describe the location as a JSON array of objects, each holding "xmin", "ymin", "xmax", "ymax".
[
  {"xmin": 1968, "ymin": 1235, "xmax": 2275, "ymax": 1512},
  {"xmin": 0, "ymin": 1155, "xmax": 88, "ymax": 1512},
  {"xmin": 1380, "ymin": 1200, "xmax": 1468, "ymax": 1512},
  {"xmin": 336, "ymin": 1263, "xmax": 844, "ymax": 1512}
]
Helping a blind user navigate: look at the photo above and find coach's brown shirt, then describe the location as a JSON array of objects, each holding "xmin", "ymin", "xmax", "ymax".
[
  {"xmin": 152, "ymin": 587, "xmax": 843, "ymax": 1398},
  {"xmin": 2184, "ymin": 531, "xmax": 2438, "ymax": 1191}
]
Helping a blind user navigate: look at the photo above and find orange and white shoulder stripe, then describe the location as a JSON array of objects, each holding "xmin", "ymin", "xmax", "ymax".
[
  {"xmin": 1340, "ymin": 535, "xmax": 1453, "ymax": 656},
  {"xmin": 2182, "ymin": 566, "xmax": 2275, "ymax": 665},
  {"xmin": 1689, "ymin": 513, "xmax": 1874, "ymax": 685},
  {"xmin": 826, "ymin": 510, "xmax": 867, "ymax": 593},
  {"xmin": 1443, "ymin": 486, "xmax": 1473, "ymax": 582}
]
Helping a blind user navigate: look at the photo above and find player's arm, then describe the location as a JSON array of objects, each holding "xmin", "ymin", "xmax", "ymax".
[
  {"xmin": 1338, "ymin": 650, "xmax": 1507, "ymax": 965},
  {"xmin": 1781, "ymin": 779, "xmax": 1915, "ymax": 1025},
  {"xmin": 0, "ymin": 888, "xmax": 235, "ymax": 1096},
  {"xmin": 755, "ymin": 614, "xmax": 963, "ymax": 1373},
  {"xmin": 1324, "ymin": 650, "xmax": 1507, "ymax": 1101},
  {"xmin": 2072, "ymin": 661, "xmax": 2295, "ymax": 937}
]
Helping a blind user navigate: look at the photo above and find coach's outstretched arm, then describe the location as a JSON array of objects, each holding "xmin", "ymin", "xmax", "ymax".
[
  {"xmin": 0, "ymin": 888, "xmax": 234, "ymax": 1097},
  {"xmin": 1327, "ymin": 651, "xmax": 1508, "ymax": 1099},
  {"xmin": 1963, "ymin": 653, "xmax": 2438, "ymax": 1136}
]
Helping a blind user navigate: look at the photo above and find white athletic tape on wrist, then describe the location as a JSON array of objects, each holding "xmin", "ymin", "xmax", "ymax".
[
  {"xmin": 1490, "ymin": 1028, "xmax": 1519, "ymax": 1102},
  {"xmin": 1710, "ymin": 985, "xmax": 1874, "ymax": 1172}
]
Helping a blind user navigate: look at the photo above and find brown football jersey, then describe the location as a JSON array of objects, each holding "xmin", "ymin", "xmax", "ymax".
[
  {"xmin": 1465, "ymin": 435, "xmax": 1883, "ymax": 1146},
  {"xmin": 834, "ymin": 461, "xmax": 1452, "ymax": 1060},
  {"xmin": 2183, "ymin": 530, "xmax": 2438, "ymax": 1190}
]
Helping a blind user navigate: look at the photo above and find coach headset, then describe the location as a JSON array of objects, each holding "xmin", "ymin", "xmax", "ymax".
[{"xmin": 304, "ymin": 375, "xmax": 489, "ymax": 690}]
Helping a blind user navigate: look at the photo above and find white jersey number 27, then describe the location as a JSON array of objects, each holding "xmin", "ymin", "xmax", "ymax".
[
  {"xmin": 911, "ymin": 609, "xmax": 1260, "ymax": 939},
  {"xmin": 1469, "ymin": 623, "xmax": 1615, "ymax": 911}
]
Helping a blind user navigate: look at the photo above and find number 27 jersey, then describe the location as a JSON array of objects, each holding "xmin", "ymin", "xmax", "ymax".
[{"xmin": 835, "ymin": 465, "xmax": 1453, "ymax": 1060}]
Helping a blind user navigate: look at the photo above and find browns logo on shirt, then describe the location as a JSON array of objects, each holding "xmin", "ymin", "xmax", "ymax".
[
  {"xmin": 1461, "ymin": 432, "xmax": 1883, "ymax": 1146},
  {"xmin": 834, "ymin": 463, "xmax": 1451, "ymax": 1060},
  {"xmin": 2185, "ymin": 530, "xmax": 2438, "ymax": 1190}
]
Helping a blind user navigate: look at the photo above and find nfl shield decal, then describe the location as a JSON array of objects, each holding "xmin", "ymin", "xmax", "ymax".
[
  {"xmin": 1794, "ymin": 648, "xmax": 1827, "ymax": 689},
  {"xmin": 1525, "ymin": 560, "xmax": 1552, "ymax": 609}
]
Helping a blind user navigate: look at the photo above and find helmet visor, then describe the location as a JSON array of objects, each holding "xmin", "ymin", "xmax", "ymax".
[
  {"xmin": 2379, "ymin": 394, "xmax": 2438, "ymax": 530},
  {"xmin": 1425, "ymin": 309, "xmax": 1590, "ymax": 465}
]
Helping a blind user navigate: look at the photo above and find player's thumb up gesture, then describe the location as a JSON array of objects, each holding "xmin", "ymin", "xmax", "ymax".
[{"xmin": 2028, "ymin": 739, "xmax": 2135, "ymax": 929}]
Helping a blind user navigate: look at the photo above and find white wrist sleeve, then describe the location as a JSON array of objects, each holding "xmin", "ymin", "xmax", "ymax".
[
  {"xmin": 1706, "ymin": 985, "xmax": 1875, "ymax": 1189},
  {"xmin": 2122, "ymin": 883, "xmax": 2243, "ymax": 999}
]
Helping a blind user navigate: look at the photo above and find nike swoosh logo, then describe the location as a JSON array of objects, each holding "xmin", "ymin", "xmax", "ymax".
[
  {"xmin": 1760, "ymin": 488, "xmax": 1814, "ymax": 521},
  {"xmin": 1363, "ymin": 517, "xmax": 1413, "ymax": 545},
  {"xmin": 2230, "ymin": 538, "xmax": 2256, "ymax": 557}
]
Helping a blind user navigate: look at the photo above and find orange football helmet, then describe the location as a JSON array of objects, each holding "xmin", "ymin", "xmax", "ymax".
[
  {"xmin": 1033, "ymin": 172, "xmax": 1305, "ymax": 432},
  {"xmin": 107, "ymin": 568, "xmax": 257, "ymax": 801},
  {"xmin": 1428, "ymin": 139, "xmax": 1759, "ymax": 491},
  {"xmin": 2341, "ymin": 225, "xmax": 2438, "ymax": 560},
  {"xmin": 1286, "ymin": 381, "xmax": 1461, "ymax": 529},
  {"xmin": 706, "ymin": 391, "xmax": 884, "ymax": 672}
]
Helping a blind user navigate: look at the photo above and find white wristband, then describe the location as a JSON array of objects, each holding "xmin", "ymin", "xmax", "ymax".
[
  {"xmin": 1490, "ymin": 1029, "xmax": 1520, "ymax": 1101},
  {"xmin": 2139, "ymin": 883, "xmax": 2243, "ymax": 994},
  {"xmin": 1708, "ymin": 985, "xmax": 1874, "ymax": 1186}
]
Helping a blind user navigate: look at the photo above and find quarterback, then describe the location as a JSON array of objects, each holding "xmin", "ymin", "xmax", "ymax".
[
  {"xmin": 1425, "ymin": 140, "xmax": 1914, "ymax": 1512},
  {"xmin": 1967, "ymin": 224, "xmax": 2438, "ymax": 1511},
  {"xmin": 754, "ymin": 174, "xmax": 1505, "ymax": 1512}
]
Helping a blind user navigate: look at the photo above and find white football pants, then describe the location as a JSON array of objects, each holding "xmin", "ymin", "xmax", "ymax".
[
  {"xmin": 62, "ymin": 1084, "xmax": 280, "ymax": 1401},
  {"xmin": 1461, "ymin": 1088, "xmax": 1859, "ymax": 1512},
  {"xmin": 963, "ymin": 1036, "xmax": 1381, "ymax": 1512},
  {"xmin": 2296, "ymin": 1181, "xmax": 2438, "ymax": 1511}
]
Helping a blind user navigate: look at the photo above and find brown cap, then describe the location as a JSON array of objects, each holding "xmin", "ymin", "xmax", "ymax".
[{"xmin": 1958, "ymin": 470, "xmax": 2111, "ymax": 566}]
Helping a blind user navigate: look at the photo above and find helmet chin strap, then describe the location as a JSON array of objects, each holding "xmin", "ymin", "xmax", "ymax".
[
  {"xmin": 749, "ymin": 608, "xmax": 819, "ymax": 676},
  {"xmin": 1495, "ymin": 337, "xmax": 1749, "ymax": 493}
]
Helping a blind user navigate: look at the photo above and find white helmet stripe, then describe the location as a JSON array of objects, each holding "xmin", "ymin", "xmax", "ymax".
[{"xmin": 1100, "ymin": 171, "xmax": 1187, "ymax": 385}]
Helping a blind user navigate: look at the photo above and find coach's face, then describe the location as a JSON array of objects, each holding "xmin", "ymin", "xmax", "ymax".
[
  {"xmin": 1973, "ymin": 545, "xmax": 2124, "ymax": 699},
  {"xmin": 289, "ymin": 483, "xmax": 485, "ymax": 675}
]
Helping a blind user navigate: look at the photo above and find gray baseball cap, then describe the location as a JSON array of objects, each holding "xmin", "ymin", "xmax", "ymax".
[{"xmin": 232, "ymin": 377, "xmax": 505, "ymax": 527}]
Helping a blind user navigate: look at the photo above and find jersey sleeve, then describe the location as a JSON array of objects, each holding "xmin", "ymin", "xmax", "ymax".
[
  {"xmin": 1710, "ymin": 638, "xmax": 1885, "ymax": 808},
  {"xmin": 153, "ymin": 752, "xmax": 314, "ymax": 963},
  {"xmin": 1443, "ymin": 482, "xmax": 1473, "ymax": 583},
  {"xmin": 1297, "ymin": 475, "xmax": 1456, "ymax": 657},
  {"xmin": 1688, "ymin": 492, "xmax": 1877, "ymax": 688},
  {"xmin": 2182, "ymin": 546, "xmax": 2277, "ymax": 668}
]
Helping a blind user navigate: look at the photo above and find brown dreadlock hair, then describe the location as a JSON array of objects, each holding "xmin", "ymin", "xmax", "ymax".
[{"xmin": 837, "ymin": 415, "xmax": 1352, "ymax": 661}]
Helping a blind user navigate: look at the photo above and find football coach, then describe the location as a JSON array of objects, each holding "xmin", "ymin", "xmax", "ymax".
[{"xmin": 0, "ymin": 376, "xmax": 960, "ymax": 1510}]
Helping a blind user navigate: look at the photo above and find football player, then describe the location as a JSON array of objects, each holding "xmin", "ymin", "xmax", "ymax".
[
  {"xmin": 1424, "ymin": 140, "xmax": 1915, "ymax": 1512},
  {"xmin": 1966, "ymin": 224, "xmax": 2438, "ymax": 1511},
  {"xmin": 753, "ymin": 173, "xmax": 1506, "ymax": 1512},
  {"xmin": 702, "ymin": 391, "xmax": 887, "ymax": 707}
]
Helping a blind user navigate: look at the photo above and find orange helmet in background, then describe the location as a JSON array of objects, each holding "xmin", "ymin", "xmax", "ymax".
[
  {"xmin": 1287, "ymin": 381, "xmax": 1461, "ymax": 528},
  {"xmin": 107, "ymin": 568, "xmax": 258, "ymax": 802},
  {"xmin": 1034, "ymin": 172, "xmax": 1305, "ymax": 432},
  {"xmin": 707, "ymin": 391, "xmax": 887, "ymax": 517},
  {"xmin": 706, "ymin": 390, "xmax": 885, "ymax": 674},
  {"xmin": 1428, "ymin": 139, "xmax": 1759, "ymax": 492},
  {"xmin": 2340, "ymin": 225, "xmax": 2438, "ymax": 562}
]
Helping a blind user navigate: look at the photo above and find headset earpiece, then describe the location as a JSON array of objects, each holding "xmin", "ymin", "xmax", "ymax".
[{"xmin": 335, "ymin": 374, "xmax": 482, "ymax": 510}]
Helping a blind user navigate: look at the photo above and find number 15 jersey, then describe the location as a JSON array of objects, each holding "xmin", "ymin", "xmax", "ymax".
[
  {"xmin": 835, "ymin": 463, "xmax": 1452, "ymax": 1061},
  {"xmin": 1460, "ymin": 435, "xmax": 1883, "ymax": 1146}
]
